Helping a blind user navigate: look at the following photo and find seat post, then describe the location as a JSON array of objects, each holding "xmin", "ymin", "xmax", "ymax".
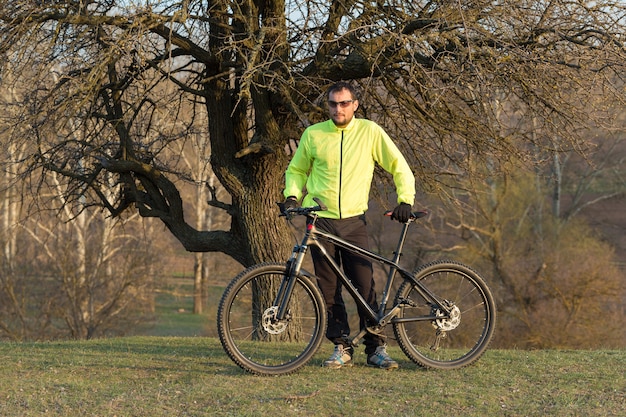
[{"xmin": 390, "ymin": 221, "xmax": 411, "ymax": 264}]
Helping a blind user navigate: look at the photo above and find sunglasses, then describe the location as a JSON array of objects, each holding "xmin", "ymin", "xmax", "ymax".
[{"xmin": 328, "ymin": 100, "xmax": 354, "ymax": 108}]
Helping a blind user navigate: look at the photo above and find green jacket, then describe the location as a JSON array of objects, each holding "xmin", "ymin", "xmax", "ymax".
[{"xmin": 284, "ymin": 117, "xmax": 415, "ymax": 219}]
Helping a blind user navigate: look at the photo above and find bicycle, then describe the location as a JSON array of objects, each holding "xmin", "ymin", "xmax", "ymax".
[{"xmin": 217, "ymin": 198, "xmax": 496, "ymax": 375}]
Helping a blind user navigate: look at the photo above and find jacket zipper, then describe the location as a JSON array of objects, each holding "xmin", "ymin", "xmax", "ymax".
[{"xmin": 338, "ymin": 130, "xmax": 344, "ymax": 219}]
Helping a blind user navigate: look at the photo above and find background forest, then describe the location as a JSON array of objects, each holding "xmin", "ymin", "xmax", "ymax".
[{"xmin": 0, "ymin": 1, "xmax": 624, "ymax": 349}]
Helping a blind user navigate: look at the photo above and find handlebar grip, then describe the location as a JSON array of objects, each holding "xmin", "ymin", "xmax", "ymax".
[
  {"xmin": 384, "ymin": 210, "xmax": 429, "ymax": 219},
  {"xmin": 312, "ymin": 197, "xmax": 327, "ymax": 211},
  {"xmin": 277, "ymin": 198, "xmax": 328, "ymax": 217}
]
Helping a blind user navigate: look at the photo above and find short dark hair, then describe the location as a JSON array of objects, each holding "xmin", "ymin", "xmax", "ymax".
[{"xmin": 326, "ymin": 82, "xmax": 359, "ymax": 101}]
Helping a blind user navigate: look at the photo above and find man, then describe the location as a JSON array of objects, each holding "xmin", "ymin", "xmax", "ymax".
[{"xmin": 283, "ymin": 82, "xmax": 415, "ymax": 369}]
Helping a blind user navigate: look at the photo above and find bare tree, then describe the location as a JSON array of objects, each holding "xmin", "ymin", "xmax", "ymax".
[
  {"xmin": 24, "ymin": 172, "xmax": 157, "ymax": 339},
  {"xmin": 443, "ymin": 165, "xmax": 625, "ymax": 348},
  {"xmin": 0, "ymin": 1, "xmax": 625, "ymax": 275},
  {"xmin": 173, "ymin": 127, "xmax": 229, "ymax": 313},
  {"xmin": 0, "ymin": 64, "xmax": 162, "ymax": 339}
]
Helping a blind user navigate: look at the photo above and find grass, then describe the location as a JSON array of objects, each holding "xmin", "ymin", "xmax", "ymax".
[
  {"xmin": 132, "ymin": 282, "xmax": 225, "ymax": 338},
  {"xmin": 0, "ymin": 337, "xmax": 624, "ymax": 416},
  {"xmin": 2, "ymin": 274, "xmax": 622, "ymax": 416}
]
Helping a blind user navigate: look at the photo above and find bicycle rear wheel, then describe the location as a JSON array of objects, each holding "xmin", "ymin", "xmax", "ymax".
[
  {"xmin": 393, "ymin": 260, "xmax": 496, "ymax": 369},
  {"xmin": 217, "ymin": 262, "xmax": 326, "ymax": 375}
]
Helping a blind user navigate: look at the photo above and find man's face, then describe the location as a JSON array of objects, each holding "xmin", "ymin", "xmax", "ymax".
[{"xmin": 328, "ymin": 88, "xmax": 359, "ymax": 128}]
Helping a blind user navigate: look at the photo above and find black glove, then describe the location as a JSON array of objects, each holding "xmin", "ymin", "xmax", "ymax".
[
  {"xmin": 391, "ymin": 203, "xmax": 412, "ymax": 223},
  {"xmin": 282, "ymin": 196, "xmax": 298, "ymax": 212}
]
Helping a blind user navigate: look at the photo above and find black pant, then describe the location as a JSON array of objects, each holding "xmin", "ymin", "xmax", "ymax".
[{"xmin": 310, "ymin": 215, "xmax": 384, "ymax": 355}]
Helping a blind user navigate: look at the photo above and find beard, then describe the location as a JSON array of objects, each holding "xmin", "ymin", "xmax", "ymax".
[{"xmin": 331, "ymin": 114, "xmax": 352, "ymax": 128}]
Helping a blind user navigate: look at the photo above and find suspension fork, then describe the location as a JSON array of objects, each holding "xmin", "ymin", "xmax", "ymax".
[{"xmin": 272, "ymin": 216, "xmax": 316, "ymax": 320}]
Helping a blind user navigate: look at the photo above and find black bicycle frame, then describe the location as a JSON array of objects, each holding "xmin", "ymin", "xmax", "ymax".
[{"xmin": 272, "ymin": 213, "xmax": 452, "ymax": 327}]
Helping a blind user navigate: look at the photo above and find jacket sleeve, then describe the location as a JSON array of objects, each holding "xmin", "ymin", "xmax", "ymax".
[
  {"xmin": 373, "ymin": 128, "xmax": 416, "ymax": 206},
  {"xmin": 283, "ymin": 135, "xmax": 311, "ymax": 200}
]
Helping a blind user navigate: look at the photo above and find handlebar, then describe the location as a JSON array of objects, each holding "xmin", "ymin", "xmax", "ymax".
[
  {"xmin": 383, "ymin": 209, "xmax": 429, "ymax": 220},
  {"xmin": 279, "ymin": 197, "xmax": 327, "ymax": 217},
  {"xmin": 279, "ymin": 197, "xmax": 428, "ymax": 222}
]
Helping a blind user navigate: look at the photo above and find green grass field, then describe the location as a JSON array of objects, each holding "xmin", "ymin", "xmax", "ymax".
[
  {"xmin": 2, "ymin": 277, "xmax": 623, "ymax": 416},
  {"xmin": 0, "ymin": 337, "xmax": 624, "ymax": 416},
  {"xmin": 132, "ymin": 282, "xmax": 224, "ymax": 338}
]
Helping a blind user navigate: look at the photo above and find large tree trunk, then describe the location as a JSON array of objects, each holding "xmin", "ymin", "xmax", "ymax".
[{"xmin": 203, "ymin": 2, "xmax": 293, "ymax": 267}]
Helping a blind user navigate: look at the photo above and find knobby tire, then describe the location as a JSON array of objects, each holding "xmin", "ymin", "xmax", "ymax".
[
  {"xmin": 393, "ymin": 260, "xmax": 496, "ymax": 370},
  {"xmin": 217, "ymin": 263, "xmax": 326, "ymax": 375}
]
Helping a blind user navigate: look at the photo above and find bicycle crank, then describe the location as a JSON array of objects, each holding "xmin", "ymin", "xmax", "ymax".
[{"xmin": 261, "ymin": 306, "xmax": 289, "ymax": 335}]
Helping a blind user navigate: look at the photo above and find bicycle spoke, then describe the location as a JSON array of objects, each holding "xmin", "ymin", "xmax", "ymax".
[
  {"xmin": 217, "ymin": 263, "xmax": 326, "ymax": 375},
  {"xmin": 393, "ymin": 261, "xmax": 496, "ymax": 369}
]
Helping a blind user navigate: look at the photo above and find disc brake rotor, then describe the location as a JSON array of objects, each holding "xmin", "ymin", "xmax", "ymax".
[
  {"xmin": 262, "ymin": 306, "xmax": 288, "ymax": 335},
  {"xmin": 433, "ymin": 304, "xmax": 461, "ymax": 331}
]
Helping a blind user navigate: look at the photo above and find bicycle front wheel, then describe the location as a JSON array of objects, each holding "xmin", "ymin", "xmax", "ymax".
[
  {"xmin": 393, "ymin": 260, "xmax": 496, "ymax": 370},
  {"xmin": 217, "ymin": 262, "xmax": 326, "ymax": 375}
]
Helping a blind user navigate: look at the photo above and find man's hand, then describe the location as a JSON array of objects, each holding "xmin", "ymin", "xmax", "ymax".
[
  {"xmin": 391, "ymin": 203, "xmax": 412, "ymax": 223},
  {"xmin": 281, "ymin": 196, "xmax": 298, "ymax": 212}
]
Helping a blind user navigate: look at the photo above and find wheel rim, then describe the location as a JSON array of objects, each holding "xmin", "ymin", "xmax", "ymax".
[
  {"xmin": 394, "ymin": 263, "xmax": 495, "ymax": 368},
  {"xmin": 219, "ymin": 266, "xmax": 325, "ymax": 374}
]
